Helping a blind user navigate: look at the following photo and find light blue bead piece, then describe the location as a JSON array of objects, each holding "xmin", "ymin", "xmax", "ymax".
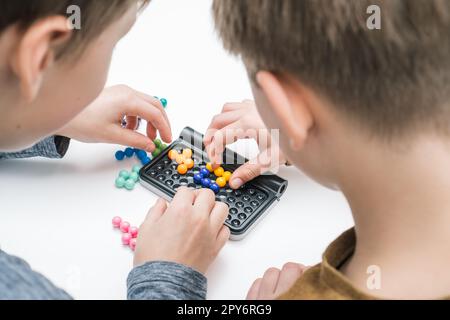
[
  {"xmin": 115, "ymin": 177, "xmax": 126, "ymax": 188},
  {"xmin": 119, "ymin": 170, "xmax": 130, "ymax": 179},
  {"xmin": 124, "ymin": 179, "xmax": 135, "ymax": 190},
  {"xmin": 160, "ymin": 98, "xmax": 168, "ymax": 108},
  {"xmin": 129, "ymin": 172, "xmax": 139, "ymax": 182},
  {"xmin": 132, "ymin": 165, "xmax": 142, "ymax": 173}
]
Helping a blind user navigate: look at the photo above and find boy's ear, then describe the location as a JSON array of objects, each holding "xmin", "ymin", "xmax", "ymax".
[
  {"xmin": 10, "ymin": 16, "xmax": 72, "ymax": 102},
  {"xmin": 256, "ymin": 71, "xmax": 313, "ymax": 151}
]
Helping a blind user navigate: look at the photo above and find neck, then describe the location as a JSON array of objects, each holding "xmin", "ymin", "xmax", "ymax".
[{"xmin": 338, "ymin": 135, "xmax": 450, "ymax": 299}]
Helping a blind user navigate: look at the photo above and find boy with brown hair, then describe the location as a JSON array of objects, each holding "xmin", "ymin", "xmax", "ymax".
[
  {"xmin": 206, "ymin": 0, "xmax": 450, "ymax": 299},
  {"xmin": 0, "ymin": 0, "xmax": 229, "ymax": 300}
]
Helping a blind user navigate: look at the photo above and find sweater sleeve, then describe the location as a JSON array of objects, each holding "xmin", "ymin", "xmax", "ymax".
[{"xmin": 0, "ymin": 136, "xmax": 70, "ymax": 160}]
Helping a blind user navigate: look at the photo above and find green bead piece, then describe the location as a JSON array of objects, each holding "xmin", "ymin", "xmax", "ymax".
[
  {"xmin": 160, "ymin": 98, "xmax": 168, "ymax": 108},
  {"xmin": 124, "ymin": 179, "xmax": 135, "ymax": 190},
  {"xmin": 161, "ymin": 143, "xmax": 168, "ymax": 150},
  {"xmin": 119, "ymin": 170, "xmax": 130, "ymax": 179},
  {"xmin": 129, "ymin": 172, "xmax": 139, "ymax": 182},
  {"xmin": 152, "ymin": 148, "xmax": 161, "ymax": 158},
  {"xmin": 115, "ymin": 177, "xmax": 126, "ymax": 188},
  {"xmin": 154, "ymin": 139, "xmax": 162, "ymax": 148},
  {"xmin": 132, "ymin": 164, "xmax": 142, "ymax": 173}
]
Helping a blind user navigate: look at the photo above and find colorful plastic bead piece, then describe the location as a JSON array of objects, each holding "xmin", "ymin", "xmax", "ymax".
[
  {"xmin": 129, "ymin": 238, "xmax": 137, "ymax": 251},
  {"xmin": 154, "ymin": 139, "xmax": 162, "ymax": 148},
  {"xmin": 194, "ymin": 174, "xmax": 203, "ymax": 184},
  {"xmin": 161, "ymin": 144, "xmax": 168, "ymax": 150},
  {"xmin": 115, "ymin": 150, "xmax": 125, "ymax": 161},
  {"xmin": 112, "ymin": 216, "xmax": 122, "ymax": 228},
  {"xmin": 182, "ymin": 149, "xmax": 193, "ymax": 159},
  {"xmin": 200, "ymin": 168, "xmax": 210, "ymax": 178},
  {"xmin": 216, "ymin": 177, "xmax": 227, "ymax": 188},
  {"xmin": 115, "ymin": 177, "xmax": 126, "ymax": 188},
  {"xmin": 136, "ymin": 150, "xmax": 147, "ymax": 160},
  {"xmin": 120, "ymin": 221, "xmax": 130, "ymax": 233},
  {"xmin": 214, "ymin": 167, "xmax": 224, "ymax": 177},
  {"xmin": 210, "ymin": 183, "xmax": 220, "ymax": 194},
  {"xmin": 129, "ymin": 227, "xmax": 139, "ymax": 238},
  {"xmin": 175, "ymin": 154, "xmax": 185, "ymax": 164},
  {"xmin": 177, "ymin": 164, "xmax": 188, "ymax": 175},
  {"xmin": 129, "ymin": 172, "xmax": 139, "ymax": 182},
  {"xmin": 122, "ymin": 233, "xmax": 132, "ymax": 245},
  {"xmin": 152, "ymin": 148, "xmax": 161, "ymax": 158},
  {"xmin": 168, "ymin": 149, "xmax": 178, "ymax": 160},
  {"xmin": 124, "ymin": 179, "xmax": 135, "ymax": 190},
  {"xmin": 184, "ymin": 158, "xmax": 194, "ymax": 169},
  {"xmin": 206, "ymin": 163, "xmax": 214, "ymax": 172},
  {"xmin": 202, "ymin": 178, "xmax": 211, "ymax": 188},
  {"xmin": 223, "ymin": 171, "xmax": 232, "ymax": 182},
  {"xmin": 141, "ymin": 157, "xmax": 151, "ymax": 165},
  {"xmin": 160, "ymin": 98, "xmax": 168, "ymax": 108},
  {"xmin": 119, "ymin": 170, "xmax": 130, "ymax": 179},
  {"xmin": 132, "ymin": 165, "xmax": 142, "ymax": 173},
  {"xmin": 125, "ymin": 147, "xmax": 134, "ymax": 158}
]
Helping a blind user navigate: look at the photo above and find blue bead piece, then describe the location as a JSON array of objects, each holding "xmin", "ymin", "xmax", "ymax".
[
  {"xmin": 141, "ymin": 157, "xmax": 151, "ymax": 165},
  {"xmin": 115, "ymin": 150, "xmax": 125, "ymax": 161},
  {"xmin": 193, "ymin": 174, "xmax": 203, "ymax": 184},
  {"xmin": 201, "ymin": 178, "xmax": 211, "ymax": 188},
  {"xmin": 124, "ymin": 147, "xmax": 134, "ymax": 158},
  {"xmin": 210, "ymin": 183, "xmax": 220, "ymax": 194},
  {"xmin": 160, "ymin": 98, "xmax": 168, "ymax": 108},
  {"xmin": 200, "ymin": 168, "xmax": 210, "ymax": 178},
  {"xmin": 136, "ymin": 150, "xmax": 147, "ymax": 160}
]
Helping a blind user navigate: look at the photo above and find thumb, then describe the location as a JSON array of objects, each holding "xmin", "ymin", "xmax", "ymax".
[
  {"xmin": 229, "ymin": 147, "xmax": 282, "ymax": 189},
  {"xmin": 111, "ymin": 126, "xmax": 155, "ymax": 152}
]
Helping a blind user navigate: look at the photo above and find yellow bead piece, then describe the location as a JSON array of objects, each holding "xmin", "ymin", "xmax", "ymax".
[
  {"xmin": 206, "ymin": 162, "xmax": 214, "ymax": 172},
  {"xmin": 182, "ymin": 149, "xmax": 193, "ymax": 159},
  {"xmin": 214, "ymin": 167, "xmax": 224, "ymax": 177},
  {"xmin": 222, "ymin": 171, "xmax": 232, "ymax": 182},
  {"xmin": 176, "ymin": 154, "xmax": 185, "ymax": 164},
  {"xmin": 168, "ymin": 149, "xmax": 178, "ymax": 160},
  {"xmin": 216, "ymin": 177, "xmax": 227, "ymax": 188}
]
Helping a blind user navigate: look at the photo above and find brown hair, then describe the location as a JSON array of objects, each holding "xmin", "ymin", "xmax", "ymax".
[
  {"xmin": 0, "ymin": 0, "xmax": 148, "ymax": 59},
  {"xmin": 213, "ymin": 0, "xmax": 450, "ymax": 138}
]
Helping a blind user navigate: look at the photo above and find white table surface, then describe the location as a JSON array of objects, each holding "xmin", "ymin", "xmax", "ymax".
[{"xmin": 0, "ymin": 0, "xmax": 353, "ymax": 300}]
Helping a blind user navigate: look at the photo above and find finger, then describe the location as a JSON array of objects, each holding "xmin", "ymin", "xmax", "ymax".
[
  {"xmin": 133, "ymin": 91, "xmax": 171, "ymax": 132},
  {"xmin": 210, "ymin": 201, "xmax": 229, "ymax": 232},
  {"xmin": 221, "ymin": 102, "xmax": 245, "ymax": 113},
  {"xmin": 124, "ymin": 96, "xmax": 172, "ymax": 144},
  {"xmin": 258, "ymin": 268, "xmax": 281, "ymax": 299},
  {"xmin": 110, "ymin": 126, "xmax": 155, "ymax": 152},
  {"xmin": 229, "ymin": 148, "xmax": 279, "ymax": 189},
  {"xmin": 146, "ymin": 122, "xmax": 158, "ymax": 141},
  {"xmin": 204, "ymin": 111, "xmax": 243, "ymax": 146},
  {"xmin": 274, "ymin": 263, "xmax": 305, "ymax": 297},
  {"xmin": 215, "ymin": 225, "xmax": 230, "ymax": 254},
  {"xmin": 193, "ymin": 188, "xmax": 216, "ymax": 217},
  {"xmin": 172, "ymin": 186, "xmax": 197, "ymax": 207},
  {"xmin": 144, "ymin": 198, "xmax": 168, "ymax": 223},
  {"xmin": 207, "ymin": 124, "xmax": 246, "ymax": 165},
  {"xmin": 246, "ymin": 278, "xmax": 262, "ymax": 300}
]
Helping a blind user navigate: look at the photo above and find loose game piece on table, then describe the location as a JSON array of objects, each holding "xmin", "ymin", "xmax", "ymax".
[{"xmin": 119, "ymin": 221, "xmax": 130, "ymax": 233}]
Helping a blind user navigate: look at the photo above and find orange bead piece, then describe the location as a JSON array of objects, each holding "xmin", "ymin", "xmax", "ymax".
[
  {"xmin": 176, "ymin": 154, "xmax": 185, "ymax": 164},
  {"xmin": 214, "ymin": 167, "xmax": 224, "ymax": 177},
  {"xmin": 182, "ymin": 149, "xmax": 193, "ymax": 159},
  {"xmin": 216, "ymin": 177, "xmax": 227, "ymax": 188},
  {"xmin": 168, "ymin": 149, "xmax": 178, "ymax": 160},
  {"xmin": 222, "ymin": 171, "xmax": 232, "ymax": 182},
  {"xmin": 184, "ymin": 158, "xmax": 194, "ymax": 169},
  {"xmin": 177, "ymin": 164, "xmax": 188, "ymax": 175}
]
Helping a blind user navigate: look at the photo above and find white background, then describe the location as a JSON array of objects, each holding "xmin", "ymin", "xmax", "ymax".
[{"xmin": 0, "ymin": 0, "xmax": 353, "ymax": 299}]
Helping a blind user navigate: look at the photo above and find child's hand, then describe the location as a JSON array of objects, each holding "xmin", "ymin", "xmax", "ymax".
[
  {"xmin": 246, "ymin": 263, "xmax": 308, "ymax": 300},
  {"xmin": 57, "ymin": 85, "xmax": 172, "ymax": 152},
  {"xmin": 134, "ymin": 187, "xmax": 230, "ymax": 274},
  {"xmin": 204, "ymin": 100, "xmax": 286, "ymax": 189}
]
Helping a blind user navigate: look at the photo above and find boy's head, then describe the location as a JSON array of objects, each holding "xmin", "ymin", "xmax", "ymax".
[
  {"xmin": 213, "ymin": 0, "xmax": 450, "ymax": 188},
  {"xmin": 0, "ymin": 0, "xmax": 147, "ymax": 151}
]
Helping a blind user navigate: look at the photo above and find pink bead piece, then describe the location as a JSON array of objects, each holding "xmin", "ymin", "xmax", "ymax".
[
  {"xmin": 129, "ymin": 238, "xmax": 137, "ymax": 251},
  {"xmin": 119, "ymin": 221, "xmax": 130, "ymax": 233},
  {"xmin": 112, "ymin": 216, "xmax": 122, "ymax": 228},
  {"xmin": 122, "ymin": 233, "xmax": 132, "ymax": 245},
  {"xmin": 129, "ymin": 227, "xmax": 139, "ymax": 238}
]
